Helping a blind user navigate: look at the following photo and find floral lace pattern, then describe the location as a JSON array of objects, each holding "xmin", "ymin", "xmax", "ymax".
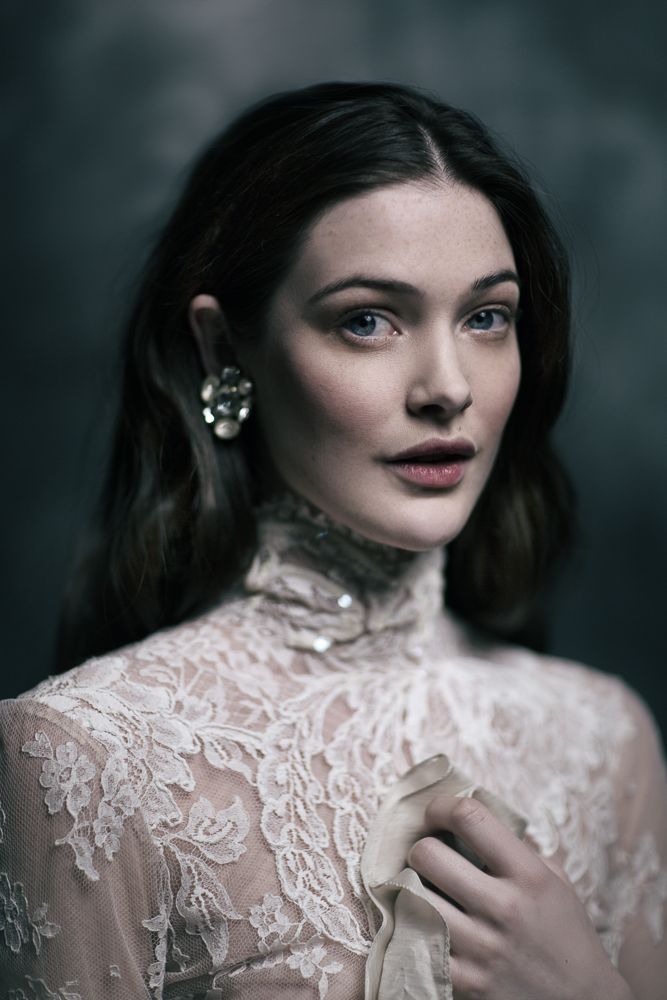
[
  {"xmin": 232, "ymin": 892, "xmax": 344, "ymax": 996},
  {"xmin": 0, "ymin": 876, "xmax": 60, "ymax": 956},
  {"xmin": 19, "ymin": 731, "xmax": 140, "ymax": 882},
  {"xmin": 7, "ymin": 976, "xmax": 81, "ymax": 1000},
  {"xmin": 2, "ymin": 493, "xmax": 666, "ymax": 996},
  {"xmin": 599, "ymin": 832, "xmax": 667, "ymax": 962}
]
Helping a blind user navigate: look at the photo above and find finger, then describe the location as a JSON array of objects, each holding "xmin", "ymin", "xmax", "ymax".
[
  {"xmin": 408, "ymin": 835, "xmax": 490, "ymax": 914},
  {"xmin": 420, "ymin": 882, "xmax": 480, "ymax": 955},
  {"xmin": 423, "ymin": 795, "xmax": 539, "ymax": 879},
  {"xmin": 448, "ymin": 953, "xmax": 487, "ymax": 1000}
]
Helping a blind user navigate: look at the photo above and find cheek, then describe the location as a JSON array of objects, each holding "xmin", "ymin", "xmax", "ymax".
[
  {"xmin": 499, "ymin": 359, "xmax": 522, "ymax": 421},
  {"xmin": 259, "ymin": 345, "xmax": 390, "ymax": 447},
  {"xmin": 478, "ymin": 346, "xmax": 521, "ymax": 429}
]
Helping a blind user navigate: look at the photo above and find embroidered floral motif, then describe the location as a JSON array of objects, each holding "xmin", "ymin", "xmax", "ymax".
[
  {"xmin": 153, "ymin": 795, "xmax": 250, "ymax": 967},
  {"xmin": 31, "ymin": 738, "xmax": 96, "ymax": 817},
  {"xmin": 286, "ymin": 937, "xmax": 344, "ymax": 997},
  {"xmin": 20, "ymin": 716, "xmax": 253, "ymax": 969},
  {"xmin": 0, "ymin": 873, "xmax": 60, "ymax": 955},
  {"xmin": 258, "ymin": 718, "xmax": 369, "ymax": 954},
  {"xmin": 599, "ymin": 830, "xmax": 667, "ymax": 963},
  {"xmin": 7, "ymin": 976, "xmax": 81, "ymax": 999},
  {"xmin": 249, "ymin": 892, "xmax": 293, "ymax": 950},
  {"xmin": 92, "ymin": 802, "xmax": 124, "ymax": 860},
  {"xmin": 143, "ymin": 862, "xmax": 174, "ymax": 995},
  {"xmin": 246, "ymin": 892, "xmax": 343, "ymax": 996},
  {"xmin": 92, "ymin": 753, "xmax": 141, "ymax": 861},
  {"xmin": 180, "ymin": 795, "xmax": 250, "ymax": 864},
  {"xmin": 21, "ymin": 732, "xmax": 99, "ymax": 880},
  {"xmin": 143, "ymin": 910, "xmax": 169, "ymax": 992}
]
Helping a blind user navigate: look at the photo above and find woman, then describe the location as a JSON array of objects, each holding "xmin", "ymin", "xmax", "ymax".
[{"xmin": 0, "ymin": 82, "xmax": 665, "ymax": 999}]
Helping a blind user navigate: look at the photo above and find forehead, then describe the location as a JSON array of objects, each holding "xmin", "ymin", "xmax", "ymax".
[{"xmin": 287, "ymin": 180, "xmax": 516, "ymax": 297}]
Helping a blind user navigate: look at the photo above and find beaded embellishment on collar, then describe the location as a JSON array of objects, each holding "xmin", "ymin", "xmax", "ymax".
[{"xmin": 243, "ymin": 493, "xmax": 447, "ymax": 664}]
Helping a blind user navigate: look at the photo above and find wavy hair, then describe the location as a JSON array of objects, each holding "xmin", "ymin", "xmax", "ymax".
[{"xmin": 56, "ymin": 80, "xmax": 574, "ymax": 670}]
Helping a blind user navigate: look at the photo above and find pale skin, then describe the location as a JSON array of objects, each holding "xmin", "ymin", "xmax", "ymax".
[{"xmin": 189, "ymin": 180, "xmax": 636, "ymax": 999}]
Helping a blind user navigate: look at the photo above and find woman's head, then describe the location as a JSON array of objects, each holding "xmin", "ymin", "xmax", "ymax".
[
  {"xmin": 58, "ymin": 81, "xmax": 574, "ymax": 668},
  {"xmin": 192, "ymin": 178, "xmax": 522, "ymax": 552}
]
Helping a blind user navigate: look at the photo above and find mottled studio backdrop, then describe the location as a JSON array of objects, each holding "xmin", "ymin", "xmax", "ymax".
[{"xmin": 1, "ymin": 0, "xmax": 665, "ymax": 738}]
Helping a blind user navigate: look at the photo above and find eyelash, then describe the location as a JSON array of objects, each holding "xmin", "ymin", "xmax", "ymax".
[
  {"xmin": 339, "ymin": 308, "xmax": 398, "ymax": 343},
  {"xmin": 337, "ymin": 304, "xmax": 518, "ymax": 345},
  {"xmin": 464, "ymin": 306, "xmax": 516, "ymax": 335}
]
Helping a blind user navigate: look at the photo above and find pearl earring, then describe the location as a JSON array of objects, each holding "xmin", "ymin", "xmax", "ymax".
[{"xmin": 200, "ymin": 366, "xmax": 254, "ymax": 440}]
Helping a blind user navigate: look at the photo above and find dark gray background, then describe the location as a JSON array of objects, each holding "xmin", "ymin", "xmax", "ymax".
[{"xmin": 2, "ymin": 0, "xmax": 665, "ymax": 739}]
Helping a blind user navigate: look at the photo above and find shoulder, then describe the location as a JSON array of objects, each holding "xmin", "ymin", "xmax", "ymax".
[
  {"xmin": 0, "ymin": 605, "xmax": 233, "ymax": 852},
  {"xmin": 471, "ymin": 622, "xmax": 639, "ymax": 703},
  {"xmin": 0, "ymin": 689, "xmax": 154, "ymax": 884},
  {"xmin": 523, "ymin": 642, "xmax": 664, "ymax": 766},
  {"xmin": 1, "ymin": 592, "xmax": 273, "ymax": 840},
  {"xmin": 523, "ymin": 648, "xmax": 660, "ymax": 746},
  {"xmin": 459, "ymin": 623, "xmax": 658, "ymax": 756},
  {"xmin": 12, "ymin": 594, "xmax": 253, "ymax": 720}
]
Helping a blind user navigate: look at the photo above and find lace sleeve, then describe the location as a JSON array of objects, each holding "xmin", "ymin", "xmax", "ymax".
[
  {"xmin": 603, "ymin": 684, "xmax": 667, "ymax": 1000},
  {"xmin": 0, "ymin": 697, "xmax": 166, "ymax": 999}
]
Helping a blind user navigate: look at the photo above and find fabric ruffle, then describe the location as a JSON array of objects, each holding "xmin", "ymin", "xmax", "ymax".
[{"xmin": 362, "ymin": 754, "xmax": 526, "ymax": 1000}]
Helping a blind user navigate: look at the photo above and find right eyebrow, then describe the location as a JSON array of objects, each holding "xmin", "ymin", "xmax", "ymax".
[{"xmin": 306, "ymin": 275, "xmax": 423, "ymax": 306}]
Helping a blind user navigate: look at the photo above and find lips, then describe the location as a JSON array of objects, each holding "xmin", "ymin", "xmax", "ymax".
[
  {"xmin": 387, "ymin": 437, "xmax": 476, "ymax": 463},
  {"xmin": 384, "ymin": 437, "xmax": 476, "ymax": 489}
]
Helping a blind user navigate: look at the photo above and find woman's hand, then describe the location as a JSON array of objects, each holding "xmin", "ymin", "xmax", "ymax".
[{"xmin": 407, "ymin": 795, "xmax": 634, "ymax": 1000}]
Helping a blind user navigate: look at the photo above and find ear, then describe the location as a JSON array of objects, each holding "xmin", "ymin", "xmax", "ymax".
[{"xmin": 188, "ymin": 293, "xmax": 235, "ymax": 374}]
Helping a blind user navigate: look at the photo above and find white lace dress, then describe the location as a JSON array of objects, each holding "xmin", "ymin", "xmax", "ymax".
[{"xmin": 1, "ymin": 496, "xmax": 666, "ymax": 999}]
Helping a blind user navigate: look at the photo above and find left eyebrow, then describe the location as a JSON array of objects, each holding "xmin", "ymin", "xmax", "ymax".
[{"xmin": 470, "ymin": 269, "xmax": 521, "ymax": 292}]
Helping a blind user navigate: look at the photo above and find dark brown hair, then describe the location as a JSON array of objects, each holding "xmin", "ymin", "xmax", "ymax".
[{"xmin": 57, "ymin": 80, "xmax": 574, "ymax": 670}]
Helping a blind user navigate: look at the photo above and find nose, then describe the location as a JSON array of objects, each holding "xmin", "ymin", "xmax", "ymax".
[{"xmin": 406, "ymin": 335, "xmax": 473, "ymax": 421}]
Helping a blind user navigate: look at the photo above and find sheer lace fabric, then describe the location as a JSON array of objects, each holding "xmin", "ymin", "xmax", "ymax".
[{"xmin": 1, "ymin": 495, "xmax": 666, "ymax": 999}]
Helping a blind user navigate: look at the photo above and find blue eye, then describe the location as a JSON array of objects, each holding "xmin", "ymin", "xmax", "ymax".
[
  {"xmin": 466, "ymin": 309, "xmax": 511, "ymax": 332},
  {"xmin": 342, "ymin": 311, "xmax": 395, "ymax": 338}
]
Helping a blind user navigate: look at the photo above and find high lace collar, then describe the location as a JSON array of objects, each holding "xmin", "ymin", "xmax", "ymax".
[{"xmin": 243, "ymin": 493, "xmax": 450, "ymax": 666}]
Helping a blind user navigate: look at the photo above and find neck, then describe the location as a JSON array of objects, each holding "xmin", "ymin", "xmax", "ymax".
[{"xmin": 243, "ymin": 492, "xmax": 447, "ymax": 665}]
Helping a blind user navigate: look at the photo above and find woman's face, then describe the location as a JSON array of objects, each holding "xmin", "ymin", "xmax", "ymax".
[{"xmin": 243, "ymin": 179, "xmax": 522, "ymax": 551}]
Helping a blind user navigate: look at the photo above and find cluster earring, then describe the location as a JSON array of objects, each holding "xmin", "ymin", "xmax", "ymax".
[{"xmin": 200, "ymin": 366, "xmax": 254, "ymax": 440}]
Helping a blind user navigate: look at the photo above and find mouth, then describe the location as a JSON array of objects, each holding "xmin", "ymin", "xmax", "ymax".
[
  {"xmin": 385, "ymin": 438, "xmax": 476, "ymax": 489},
  {"xmin": 388, "ymin": 437, "xmax": 476, "ymax": 463}
]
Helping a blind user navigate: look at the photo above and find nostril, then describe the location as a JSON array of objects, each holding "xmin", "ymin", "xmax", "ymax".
[{"xmin": 417, "ymin": 395, "xmax": 472, "ymax": 417}]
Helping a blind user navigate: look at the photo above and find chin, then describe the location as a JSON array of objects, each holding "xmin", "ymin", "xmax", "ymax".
[
  {"xmin": 377, "ymin": 519, "xmax": 466, "ymax": 552},
  {"xmin": 372, "ymin": 491, "xmax": 476, "ymax": 552},
  {"xmin": 324, "ymin": 498, "xmax": 469, "ymax": 553}
]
